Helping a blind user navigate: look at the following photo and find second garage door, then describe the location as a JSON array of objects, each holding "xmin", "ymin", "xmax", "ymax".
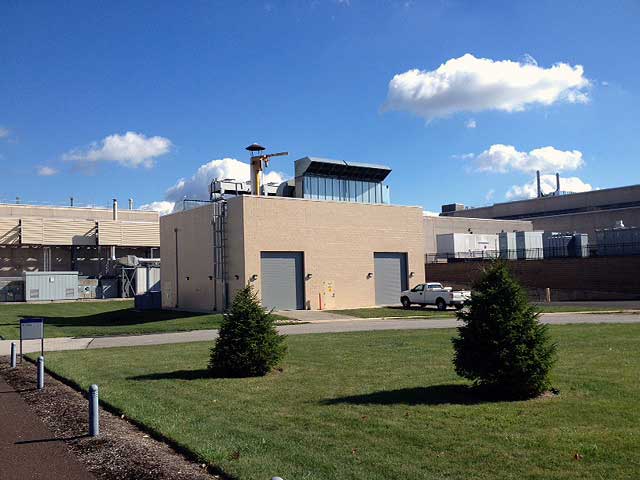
[
  {"xmin": 260, "ymin": 252, "xmax": 305, "ymax": 310},
  {"xmin": 374, "ymin": 252, "xmax": 408, "ymax": 306}
]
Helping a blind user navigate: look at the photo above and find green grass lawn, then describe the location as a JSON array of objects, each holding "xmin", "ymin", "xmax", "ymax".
[
  {"xmin": 536, "ymin": 305, "xmax": 640, "ymax": 313},
  {"xmin": 329, "ymin": 306, "xmax": 456, "ymax": 318},
  {"xmin": 331, "ymin": 304, "xmax": 640, "ymax": 318},
  {"xmin": 40, "ymin": 324, "xmax": 639, "ymax": 480},
  {"xmin": 0, "ymin": 301, "xmax": 225, "ymax": 339}
]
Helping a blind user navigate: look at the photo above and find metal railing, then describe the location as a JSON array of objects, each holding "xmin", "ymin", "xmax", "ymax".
[{"xmin": 426, "ymin": 242, "xmax": 640, "ymax": 263}]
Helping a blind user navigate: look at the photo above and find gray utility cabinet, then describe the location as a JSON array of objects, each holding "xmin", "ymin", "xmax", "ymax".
[
  {"xmin": 260, "ymin": 252, "xmax": 305, "ymax": 310},
  {"xmin": 24, "ymin": 271, "xmax": 79, "ymax": 302},
  {"xmin": 515, "ymin": 231, "xmax": 544, "ymax": 260},
  {"xmin": 499, "ymin": 232, "xmax": 517, "ymax": 260},
  {"xmin": 374, "ymin": 252, "xmax": 408, "ymax": 306}
]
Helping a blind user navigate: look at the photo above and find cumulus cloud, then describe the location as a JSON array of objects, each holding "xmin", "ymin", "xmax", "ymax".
[
  {"xmin": 506, "ymin": 175, "xmax": 593, "ymax": 200},
  {"xmin": 37, "ymin": 166, "xmax": 59, "ymax": 176},
  {"xmin": 165, "ymin": 158, "xmax": 284, "ymax": 203},
  {"xmin": 471, "ymin": 144, "xmax": 584, "ymax": 174},
  {"xmin": 0, "ymin": 127, "xmax": 9, "ymax": 139},
  {"xmin": 63, "ymin": 131, "xmax": 172, "ymax": 169},
  {"xmin": 385, "ymin": 53, "xmax": 590, "ymax": 120},
  {"xmin": 143, "ymin": 158, "xmax": 286, "ymax": 214},
  {"xmin": 465, "ymin": 119, "xmax": 476, "ymax": 129},
  {"xmin": 139, "ymin": 201, "xmax": 175, "ymax": 216}
]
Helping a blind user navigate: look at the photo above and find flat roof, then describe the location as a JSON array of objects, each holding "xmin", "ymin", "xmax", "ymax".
[{"xmin": 295, "ymin": 157, "xmax": 391, "ymax": 182}]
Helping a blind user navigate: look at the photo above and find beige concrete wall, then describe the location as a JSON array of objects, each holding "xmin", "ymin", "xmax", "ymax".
[
  {"xmin": 444, "ymin": 184, "xmax": 640, "ymax": 220},
  {"xmin": 0, "ymin": 203, "xmax": 159, "ymax": 222},
  {"xmin": 0, "ymin": 205, "xmax": 159, "ymax": 248},
  {"xmin": 530, "ymin": 206, "xmax": 640, "ymax": 240},
  {"xmin": 160, "ymin": 204, "xmax": 216, "ymax": 311},
  {"xmin": 423, "ymin": 216, "xmax": 533, "ymax": 253},
  {"xmin": 236, "ymin": 196, "xmax": 425, "ymax": 310}
]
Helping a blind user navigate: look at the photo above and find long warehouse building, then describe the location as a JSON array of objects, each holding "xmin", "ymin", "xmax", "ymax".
[{"xmin": 0, "ymin": 200, "xmax": 160, "ymax": 278}]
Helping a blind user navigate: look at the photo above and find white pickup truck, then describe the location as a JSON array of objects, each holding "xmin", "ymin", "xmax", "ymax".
[{"xmin": 400, "ymin": 282, "xmax": 471, "ymax": 311}]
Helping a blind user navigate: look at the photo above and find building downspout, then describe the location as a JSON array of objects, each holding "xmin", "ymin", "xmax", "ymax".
[{"xmin": 174, "ymin": 227, "xmax": 179, "ymax": 308}]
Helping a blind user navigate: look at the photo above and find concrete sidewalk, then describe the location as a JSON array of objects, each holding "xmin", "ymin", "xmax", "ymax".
[
  {"xmin": 1, "ymin": 312, "xmax": 639, "ymax": 356},
  {"xmin": 0, "ymin": 376, "xmax": 94, "ymax": 480}
]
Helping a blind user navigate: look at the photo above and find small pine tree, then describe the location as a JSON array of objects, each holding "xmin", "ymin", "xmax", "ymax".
[
  {"xmin": 452, "ymin": 261, "xmax": 556, "ymax": 399},
  {"xmin": 209, "ymin": 285, "xmax": 286, "ymax": 377}
]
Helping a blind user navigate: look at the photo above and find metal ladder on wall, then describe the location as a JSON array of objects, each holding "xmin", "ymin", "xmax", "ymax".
[{"xmin": 212, "ymin": 199, "xmax": 228, "ymax": 310}]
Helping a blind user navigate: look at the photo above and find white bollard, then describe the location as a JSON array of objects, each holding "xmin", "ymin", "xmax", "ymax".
[{"xmin": 37, "ymin": 356, "xmax": 44, "ymax": 390}]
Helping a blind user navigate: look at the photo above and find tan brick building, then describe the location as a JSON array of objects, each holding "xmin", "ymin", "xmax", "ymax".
[{"xmin": 160, "ymin": 195, "xmax": 425, "ymax": 311}]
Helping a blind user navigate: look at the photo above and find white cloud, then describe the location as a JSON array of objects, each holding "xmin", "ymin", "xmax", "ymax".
[
  {"xmin": 37, "ymin": 166, "xmax": 59, "ymax": 176},
  {"xmin": 485, "ymin": 189, "xmax": 495, "ymax": 201},
  {"xmin": 465, "ymin": 119, "xmax": 476, "ymax": 129},
  {"xmin": 165, "ymin": 158, "xmax": 284, "ymax": 203},
  {"xmin": 144, "ymin": 158, "xmax": 286, "ymax": 214},
  {"xmin": 139, "ymin": 201, "xmax": 175, "ymax": 216},
  {"xmin": 63, "ymin": 131, "xmax": 172, "ymax": 169},
  {"xmin": 385, "ymin": 53, "xmax": 590, "ymax": 120},
  {"xmin": 506, "ymin": 175, "xmax": 593, "ymax": 200},
  {"xmin": 423, "ymin": 210, "xmax": 440, "ymax": 217},
  {"xmin": 471, "ymin": 144, "xmax": 584, "ymax": 174},
  {"xmin": 0, "ymin": 127, "xmax": 9, "ymax": 139}
]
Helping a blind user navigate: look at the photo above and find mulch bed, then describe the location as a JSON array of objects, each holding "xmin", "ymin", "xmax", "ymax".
[{"xmin": 0, "ymin": 360, "xmax": 225, "ymax": 480}]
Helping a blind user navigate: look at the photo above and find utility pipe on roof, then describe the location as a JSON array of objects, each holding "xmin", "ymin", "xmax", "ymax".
[
  {"xmin": 128, "ymin": 198, "xmax": 133, "ymax": 210},
  {"xmin": 112, "ymin": 198, "xmax": 118, "ymax": 220}
]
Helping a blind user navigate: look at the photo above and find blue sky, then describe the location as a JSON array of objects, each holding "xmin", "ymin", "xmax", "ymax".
[{"xmin": 2, "ymin": 0, "xmax": 639, "ymax": 214}]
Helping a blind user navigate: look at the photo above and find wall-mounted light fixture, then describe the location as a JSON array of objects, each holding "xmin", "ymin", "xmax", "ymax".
[
  {"xmin": 208, "ymin": 275, "xmax": 213, "ymax": 280},
  {"xmin": 250, "ymin": 274, "xmax": 258, "ymax": 281},
  {"xmin": 234, "ymin": 274, "xmax": 240, "ymax": 280},
  {"xmin": 305, "ymin": 273, "xmax": 313, "ymax": 280},
  {"xmin": 409, "ymin": 271, "xmax": 415, "ymax": 278},
  {"xmin": 367, "ymin": 272, "xmax": 373, "ymax": 279},
  {"xmin": 186, "ymin": 276, "xmax": 190, "ymax": 280}
]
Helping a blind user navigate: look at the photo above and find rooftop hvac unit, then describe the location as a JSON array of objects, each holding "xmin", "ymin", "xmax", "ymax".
[{"xmin": 515, "ymin": 231, "xmax": 544, "ymax": 260}]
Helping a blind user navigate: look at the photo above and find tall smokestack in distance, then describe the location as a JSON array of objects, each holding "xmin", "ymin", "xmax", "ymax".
[
  {"xmin": 536, "ymin": 171, "xmax": 542, "ymax": 198},
  {"xmin": 556, "ymin": 173, "xmax": 561, "ymax": 194},
  {"xmin": 128, "ymin": 198, "xmax": 133, "ymax": 210},
  {"xmin": 112, "ymin": 198, "xmax": 118, "ymax": 220}
]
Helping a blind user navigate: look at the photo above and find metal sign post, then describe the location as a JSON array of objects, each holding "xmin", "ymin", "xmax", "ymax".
[{"xmin": 19, "ymin": 318, "xmax": 45, "ymax": 362}]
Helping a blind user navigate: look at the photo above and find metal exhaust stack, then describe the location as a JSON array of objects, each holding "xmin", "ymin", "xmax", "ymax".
[
  {"xmin": 536, "ymin": 171, "xmax": 542, "ymax": 198},
  {"xmin": 70, "ymin": 196, "xmax": 74, "ymax": 207},
  {"xmin": 112, "ymin": 198, "xmax": 118, "ymax": 220},
  {"xmin": 128, "ymin": 198, "xmax": 133, "ymax": 210},
  {"xmin": 556, "ymin": 173, "xmax": 561, "ymax": 194},
  {"xmin": 246, "ymin": 143, "xmax": 288, "ymax": 196}
]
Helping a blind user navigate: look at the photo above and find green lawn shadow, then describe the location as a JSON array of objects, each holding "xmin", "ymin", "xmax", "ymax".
[{"xmin": 321, "ymin": 384, "xmax": 511, "ymax": 406}]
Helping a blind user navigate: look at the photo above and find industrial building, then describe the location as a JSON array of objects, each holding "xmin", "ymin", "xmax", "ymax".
[
  {"xmin": 161, "ymin": 152, "xmax": 423, "ymax": 311},
  {"xmin": 424, "ymin": 215, "xmax": 533, "ymax": 260},
  {"xmin": 441, "ymin": 177, "xmax": 640, "ymax": 241},
  {"xmin": 0, "ymin": 200, "xmax": 160, "ymax": 301}
]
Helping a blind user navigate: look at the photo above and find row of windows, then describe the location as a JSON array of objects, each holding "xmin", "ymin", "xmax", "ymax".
[{"xmin": 302, "ymin": 175, "xmax": 390, "ymax": 204}]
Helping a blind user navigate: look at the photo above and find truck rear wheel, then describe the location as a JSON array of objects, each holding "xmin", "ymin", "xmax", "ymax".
[{"xmin": 436, "ymin": 298, "xmax": 447, "ymax": 311}]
